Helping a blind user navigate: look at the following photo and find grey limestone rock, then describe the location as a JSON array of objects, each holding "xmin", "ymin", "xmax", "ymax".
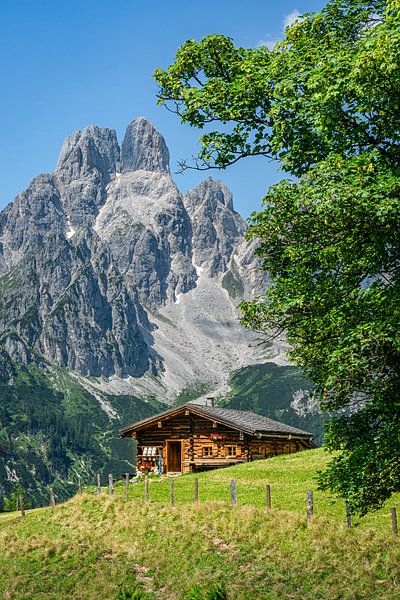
[
  {"xmin": 121, "ymin": 117, "xmax": 170, "ymax": 174},
  {"xmin": 56, "ymin": 125, "xmax": 120, "ymax": 180},
  {"xmin": 185, "ymin": 177, "xmax": 247, "ymax": 276},
  {"xmin": 0, "ymin": 173, "xmax": 65, "ymax": 274},
  {"xmin": 93, "ymin": 168, "xmax": 196, "ymax": 306},
  {"xmin": 56, "ymin": 125, "xmax": 120, "ymax": 231},
  {"xmin": 0, "ymin": 117, "xmax": 261, "ymax": 381}
]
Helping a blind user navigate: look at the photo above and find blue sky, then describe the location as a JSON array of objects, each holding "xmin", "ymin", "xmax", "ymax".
[{"xmin": 0, "ymin": 0, "xmax": 325, "ymax": 217}]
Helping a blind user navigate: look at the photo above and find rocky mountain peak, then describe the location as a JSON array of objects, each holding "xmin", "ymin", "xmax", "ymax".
[
  {"xmin": 121, "ymin": 117, "xmax": 170, "ymax": 174},
  {"xmin": 56, "ymin": 125, "xmax": 120, "ymax": 180},
  {"xmin": 0, "ymin": 116, "xmax": 262, "ymax": 384},
  {"xmin": 186, "ymin": 177, "xmax": 234, "ymax": 212},
  {"xmin": 185, "ymin": 177, "xmax": 246, "ymax": 275}
]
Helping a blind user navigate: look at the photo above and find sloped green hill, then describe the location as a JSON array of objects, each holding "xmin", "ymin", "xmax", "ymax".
[
  {"xmin": 1, "ymin": 449, "xmax": 399, "ymax": 599},
  {"xmin": 111, "ymin": 448, "xmax": 397, "ymax": 529},
  {"xmin": 0, "ymin": 356, "xmax": 326, "ymax": 509},
  {"xmin": 222, "ymin": 363, "xmax": 326, "ymax": 443}
]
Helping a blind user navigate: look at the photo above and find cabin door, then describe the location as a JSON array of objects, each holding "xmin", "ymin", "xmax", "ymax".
[{"xmin": 167, "ymin": 441, "xmax": 182, "ymax": 473}]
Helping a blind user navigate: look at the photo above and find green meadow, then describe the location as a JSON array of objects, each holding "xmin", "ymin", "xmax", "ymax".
[
  {"xmin": 1, "ymin": 449, "xmax": 399, "ymax": 599},
  {"xmin": 111, "ymin": 449, "xmax": 397, "ymax": 530}
]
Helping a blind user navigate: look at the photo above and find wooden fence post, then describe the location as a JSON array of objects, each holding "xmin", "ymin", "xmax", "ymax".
[
  {"xmin": 78, "ymin": 476, "xmax": 82, "ymax": 495},
  {"xmin": 345, "ymin": 503, "xmax": 351, "ymax": 529},
  {"xmin": 19, "ymin": 495, "xmax": 25, "ymax": 517},
  {"xmin": 125, "ymin": 473, "xmax": 130, "ymax": 501},
  {"xmin": 50, "ymin": 486, "xmax": 55, "ymax": 507},
  {"xmin": 108, "ymin": 474, "xmax": 113, "ymax": 497},
  {"xmin": 194, "ymin": 478, "xmax": 199, "ymax": 504},
  {"xmin": 145, "ymin": 476, "xmax": 149, "ymax": 502},
  {"xmin": 306, "ymin": 490, "xmax": 314, "ymax": 522},
  {"xmin": 170, "ymin": 479, "xmax": 175, "ymax": 506},
  {"xmin": 97, "ymin": 473, "xmax": 101, "ymax": 495},
  {"xmin": 391, "ymin": 507, "xmax": 398, "ymax": 538},
  {"xmin": 266, "ymin": 484, "xmax": 271, "ymax": 512},
  {"xmin": 230, "ymin": 479, "xmax": 237, "ymax": 507}
]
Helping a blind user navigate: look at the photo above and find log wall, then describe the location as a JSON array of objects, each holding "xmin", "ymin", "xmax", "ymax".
[{"xmin": 130, "ymin": 412, "xmax": 312, "ymax": 474}]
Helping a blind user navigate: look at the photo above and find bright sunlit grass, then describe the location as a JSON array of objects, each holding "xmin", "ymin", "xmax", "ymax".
[
  {"xmin": 1, "ymin": 449, "xmax": 399, "ymax": 599},
  {"xmin": 105, "ymin": 448, "xmax": 399, "ymax": 532}
]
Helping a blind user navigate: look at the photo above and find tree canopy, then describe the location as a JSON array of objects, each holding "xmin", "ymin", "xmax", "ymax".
[{"xmin": 155, "ymin": 0, "xmax": 400, "ymax": 514}]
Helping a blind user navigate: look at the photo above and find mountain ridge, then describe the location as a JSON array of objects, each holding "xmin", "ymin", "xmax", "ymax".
[{"xmin": 0, "ymin": 117, "xmax": 268, "ymax": 390}]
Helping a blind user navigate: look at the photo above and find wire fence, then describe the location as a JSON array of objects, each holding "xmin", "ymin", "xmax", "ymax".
[{"xmin": 13, "ymin": 472, "xmax": 400, "ymax": 538}]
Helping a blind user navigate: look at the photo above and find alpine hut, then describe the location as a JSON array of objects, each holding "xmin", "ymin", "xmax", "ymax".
[{"xmin": 120, "ymin": 403, "xmax": 314, "ymax": 475}]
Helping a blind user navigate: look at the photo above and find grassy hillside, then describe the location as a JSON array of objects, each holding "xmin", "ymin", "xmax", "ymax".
[
  {"xmin": 111, "ymin": 448, "xmax": 398, "ymax": 530},
  {"xmin": 1, "ymin": 449, "xmax": 399, "ymax": 599},
  {"xmin": 0, "ymin": 354, "xmax": 328, "ymax": 509},
  {"xmin": 223, "ymin": 363, "xmax": 326, "ymax": 443}
]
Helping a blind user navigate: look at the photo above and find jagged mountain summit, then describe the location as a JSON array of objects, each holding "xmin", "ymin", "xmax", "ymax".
[{"xmin": 0, "ymin": 117, "xmax": 277, "ymax": 401}]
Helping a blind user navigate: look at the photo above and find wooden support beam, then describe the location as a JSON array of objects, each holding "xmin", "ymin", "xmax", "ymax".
[
  {"xmin": 189, "ymin": 416, "xmax": 194, "ymax": 462},
  {"xmin": 392, "ymin": 507, "xmax": 398, "ymax": 537},
  {"xmin": 307, "ymin": 490, "xmax": 314, "ymax": 522},
  {"xmin": 266, "ymin": 484, "xmax": 271, "ymax": 512},
  {"xmin": 230, "ymin": 479, "xmax": 237, "ymax": 507}
]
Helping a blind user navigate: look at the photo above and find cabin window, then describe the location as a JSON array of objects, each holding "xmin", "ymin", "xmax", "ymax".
[
  {"xmin": 203, "ymin": 446, "xmax": 213, "ymax": 457},
  {"xmin": 226, "ymin": 446, "xmax": 237, "ymax": 457}
]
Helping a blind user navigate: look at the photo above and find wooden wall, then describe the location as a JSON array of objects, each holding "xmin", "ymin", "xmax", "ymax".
[{"xmin": 130, "ymin": 411, "xmax": 312, "ymax": 473}]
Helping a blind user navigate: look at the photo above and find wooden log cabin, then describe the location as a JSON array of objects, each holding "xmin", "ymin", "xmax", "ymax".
[{"xmin": 120, "ymin": 403, "xmax": 315, "ymax": 474}]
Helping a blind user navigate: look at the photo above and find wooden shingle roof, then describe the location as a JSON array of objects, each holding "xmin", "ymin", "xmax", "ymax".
[
  {"xmin": 195, "ymin": 406, "xmax": 313, "ymax": 437},
  {"xmin": 120, "ymin": 403, "xmax": 313, "ymax": 439}
]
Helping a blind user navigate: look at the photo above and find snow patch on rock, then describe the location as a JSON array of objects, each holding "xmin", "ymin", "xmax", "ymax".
[
  {"xmin": 194, "ymin": 264, "xmax": 204, "ymax": 277},
  {"xmin": 174, "ymin": 292, "xmax": 183, "ymax": 305},
  {"xmin": 66, "ymin": 218, "xmax": 76, "ymax": 239},
  {"xmin": 5, "ymin": 465, "xmax": 19, "ymax": 483},
  {"xmin": 291, "ymin": 389, "xmax": 320, "ymax": 416}
]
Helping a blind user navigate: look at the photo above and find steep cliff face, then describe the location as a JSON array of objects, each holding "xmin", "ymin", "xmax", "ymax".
[
  {"xmin": 121, "ymin": 117, "xmax": 170, "ymax": 174},
  {"xmin": 0, "ymin": 123, "xmax": 155, "ymax": 378},
  {"xmin": 185, "ymin": 177, "xmax": 246, "ymax": 276},
  {"xmin": 0, "ymin": 117, "xmax": 266, "ymax": 388}
]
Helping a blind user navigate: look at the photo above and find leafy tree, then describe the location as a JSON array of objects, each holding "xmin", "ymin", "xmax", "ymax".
[
  {"xmin": 3, "ymin": 483, "xmax": 30, "ymax": 512},
  {"xmin": 154, "ymin": 0, "xmax": 400, "ymax": 514}
]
